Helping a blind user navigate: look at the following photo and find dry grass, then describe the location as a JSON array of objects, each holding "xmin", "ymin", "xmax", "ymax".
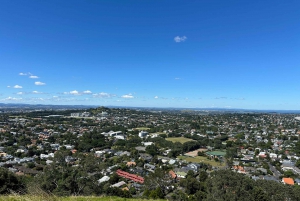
[
  {"xmin": 0, "ymin": 196, "xmax": 165, "ymax": 201},
  {"xmin": 0, "ymin": 183, "xmax": 166, "ymax": 201},
  {"xmin": 134, "ymin": 127, "xmax": 150, "ymax": 131},
  {"xmin": 178, "ymin": 155, "xmax": 225, "ymax": 167}
]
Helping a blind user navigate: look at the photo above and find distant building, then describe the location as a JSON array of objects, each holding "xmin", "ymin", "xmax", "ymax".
[
  {"xmin": 98, "ymin": 176, "xmax": 110, "ymax": 184},
  {"xmin": 71, "ymin": 113, "xmax": 80, "ymax": 117},
  {"xmin": 139, "ymin": 131, "xmax": 148, "ymax": 138}
]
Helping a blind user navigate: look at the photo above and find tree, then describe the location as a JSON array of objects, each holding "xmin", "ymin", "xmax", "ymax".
[
  {"xmin": 144, "ymin": 169, "xmax": 174, "ymax": 196},
  {"xmin": 186, "ymin": 170, "xmax": 195, "ymax": 179},
  {"xmin": 149, "ymin": 187, "xmax": 164, "ymax": 199},
  {"xmin": 295, "ymin": 159, "xmax": 300, "ymax": 168},
  {"xmin": 146, "ymin": 144, "xmax": 158, "ymax": 156},
  {"xmin": 33, "ymin": 151, "xmax": 103, "ymax": 196},
  {"xmin": 252, "ymin": 187, "xmax": 270, "ymax": 201},
  {"xmin": 199, "ymin": 171, "xmax": 208, "ymax": 182},
  {"xmin": 0, "ymin": 168, "xmax": 25, "ymax": 194}
]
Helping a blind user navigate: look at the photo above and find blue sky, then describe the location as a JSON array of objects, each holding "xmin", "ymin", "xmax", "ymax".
[{"xmin": 1, "ymin": 0, "xmax": 299, "ymax": 109}]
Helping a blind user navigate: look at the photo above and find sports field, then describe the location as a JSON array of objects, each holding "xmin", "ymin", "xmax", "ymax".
[
  {"xmin": 206, "ymin": 151, "xmax": 226, "ymax": 156},
  {"xmin": 166, "ymin": 137, "xmax": 194, "ymax": 144}
]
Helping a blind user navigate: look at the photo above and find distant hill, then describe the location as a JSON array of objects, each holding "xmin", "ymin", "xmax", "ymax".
[{"xmin": 1, "ymin": 103, "xmax": 300, "ymax": 114}]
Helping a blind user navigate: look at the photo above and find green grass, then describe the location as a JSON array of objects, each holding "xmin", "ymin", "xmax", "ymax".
[
  {"xmin": 0, "ymin": 196, "xmax": 165, "ymax": 201},
  {"xmin": 178, "ymin": 155, "xmax": 225, "ymax": 167},
  {"xmin": 165, "ymin": 137, "xmax": 194, "ymax": 144}
]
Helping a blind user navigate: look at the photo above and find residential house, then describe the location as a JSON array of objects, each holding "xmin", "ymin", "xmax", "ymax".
[{"xmin": 282, "ymin": 177, "xmax": 294, "ymax": 185}]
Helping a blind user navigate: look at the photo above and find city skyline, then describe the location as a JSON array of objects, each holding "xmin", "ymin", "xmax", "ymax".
[{"xmin": 1, "ymin": 1, "xmax": 300, "ymax": 110}]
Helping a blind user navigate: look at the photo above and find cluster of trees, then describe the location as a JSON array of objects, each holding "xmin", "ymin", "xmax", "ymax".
[
  {"xmin": 77, "ymin": 130, "xmax": 108, "ymax": 152},
  {"xmin": 2, "ymin": 162, "xmax": 300, "ymax": 201},
  {"xmin": 166, "ymin": 170, "xmax": 300, "ymax": 201},
  {"xmin": 0, "ymin": 168, "xmax": 26, "ymax": 194},
  {"xmin": 205, "ymin": 170, "xmax": 300, "ymax": 201}
]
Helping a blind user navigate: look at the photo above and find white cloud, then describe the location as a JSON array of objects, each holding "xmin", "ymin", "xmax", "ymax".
[
  {"xmin": 70, "ymin": 90, "xmax": 80, "ymax": 95},
  {"xmin": 174, "ymin": 36, "xmax": 187, "ymax": 43},
  {"xmin": 17, "ymin": 92, "xmax": 24, "ymax": 95},
  {"xmin": 13, "ymin": 85, "xmax": 23, "ymax": 89},
  {"xmin": 19, "ymin": 73, "xmax": 27, "ymax": 76},
  {"xmin": 7, "ymin": 86, "xmax": 11, "ymax": 88},
  {"xmin": 32, "ymin": 91, "xmax": 42, "ymax": 94},
  {"xmin": 29, "ymin": 75, "xmax": 39, "ymax": 79},
  {"xmin": 121, "ymin": 94, "xmax": 134, "ymax": 99},
  {"xmin": 63, "ymin": 90, "xmax": 92, "ymax": 95},
  {"xmin": 35, "ymin": 81, "xmax": 46, "ymax": 86},
  {"xmin": 154, "ymin": 96, "xmax": 159, "ymax": 99},
  {"xmin": 83, "ymin": 90, "xmax": 92, "ymax": 94}
]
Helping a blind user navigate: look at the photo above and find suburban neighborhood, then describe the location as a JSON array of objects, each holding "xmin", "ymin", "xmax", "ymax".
[{"xmin": 1, "ymin": 106, "xmax": 300, "ymax": 200}]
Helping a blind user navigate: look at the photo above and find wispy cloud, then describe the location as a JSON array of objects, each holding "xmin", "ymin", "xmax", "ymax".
[
  {"xmin": 215, "ymin": 97, "xmax": 227, "ymax": 99},
  {"xmin": 64, "ymin": 90, "xmax": 93, "ymax": 95},
  {"xmin": 175, "ymin": 77, "xmax": 181, "ymax": 80},
  {"xmin": 13, "ymin": 85, "xmax": 23, "ymax": 89},
  {"xmin": 83, "ymin": 90, "xmax": 92, "ymax": 94},
  {"xmin": 2, "ymin": 97, "xmax": 23, "ymax": 101},
  {"xmin": 19, "ymin": 72, "xmax": 39, "ymax": 79},
  {"xmin": 35, "ymin": 81, "xmax": 46, "ymax": 86},
  {"xmin": 32, "ymin": 91, "xmax": 43, "ymax": 94},
  {"xmin": 174, "ymin": 36, "xmax": 187, "ymax": 43},
  {"xmin": 93, "ymin": 92, "xmax": 115, "ymax": 98},
  {"xmin": 19, "ymin": 72, "xmax": 27, "ymax": 76},
  {"xmin": 15, "ymin": 91, "xmax": 45, "ymax": 95},
  {"xmin": 154, "ymin": 96, "xmax": 159, "ymax": 99},
  {"xmin": 121, "ymin": 94, "xmax": 134, "ymax": 99}
]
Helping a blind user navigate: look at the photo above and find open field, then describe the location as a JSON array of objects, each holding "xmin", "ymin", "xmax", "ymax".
[
  {"xmin": 184, "ymin": 148, "xmax": 208, "ymax": 157},
  {"xmin": 134, "ymin": 127, "xmax": 150, "ymax": 131},
  {"xmin": 0, "ymin": 196, "xmax": 165, "ymax": 201},
  {"xmin": 178, "ymin": 155, "xmax": 225, "ymax": 167},
  {"xmin": 166, "ymin": 137, "xmax": 194, "ymax": 144}
]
